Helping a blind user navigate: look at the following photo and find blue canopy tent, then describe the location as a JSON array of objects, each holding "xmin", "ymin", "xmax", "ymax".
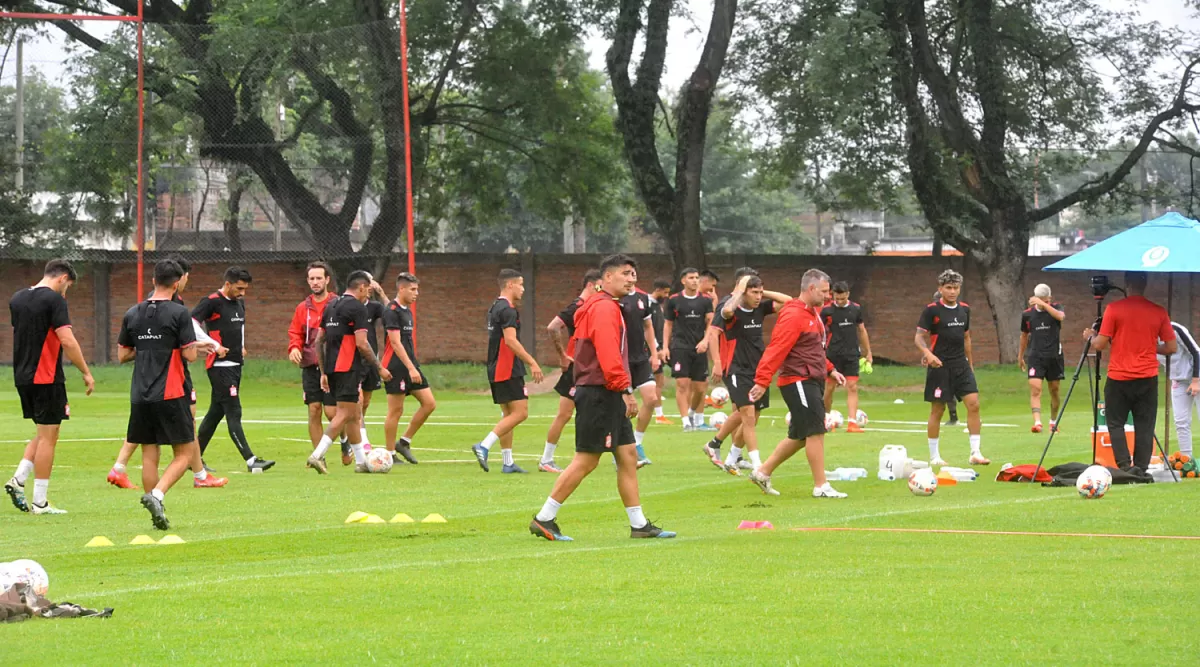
[{"xmin": 1042, "ymin": 211, "xmax": 1200, "ymax": 472}]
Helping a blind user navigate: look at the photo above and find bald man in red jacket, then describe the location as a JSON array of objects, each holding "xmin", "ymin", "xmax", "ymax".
[
  {"xmin": 748, "ymin": 268, "xmax": 849, "ymax": 498},
  {"xmin": 530, "ymin": 254, "xmax": 677, "ymax": 542}
]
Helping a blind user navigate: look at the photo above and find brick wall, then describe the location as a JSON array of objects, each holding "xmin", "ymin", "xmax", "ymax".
[{"xmin": 3, "ymin": 254, "xmax": 1196, "ymax": 367}]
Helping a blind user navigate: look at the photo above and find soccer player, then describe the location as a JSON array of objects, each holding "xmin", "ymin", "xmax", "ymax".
[
  {"xmin": 1019, "ymin": 284, "xmax": 1065, "ymax": 433},
  {"xmin": 703, "ymin": 273, "xmax": 791, "ymax": 473},
  {"xmin": 381, "ymin": 272, "xmax": 436, "ymax": 464},
  {"xmin": 620, "ymin": 269, "xmax": 661, "ymax": 466},
  {"xmin": 699, "ymin": 269, "xmax": 720, "ymax": 307},
  {"xmin": 358, "ymin": 278, "xmax": 388, "ymax": 447},
  {"xmin": 307, "ymin": 271, "xmax": 392, "ymax": 473},
  {"xmin": 541, "ymin": 270, "xmax": 602, "ymax": 473},
  {"xmin": 822, "ymin": 281, "xmax": 873, "ymax": 433},
  {"xmin": 647, "ymin": 278, "xmax": 673, "ymax": 425},
  {"xmin": 107, "ymin": 254, "xmax": 226, "ymax": 490},
  {"xmin": 663, "ymin": 268, "xmax": 714, "ymax": 431},
  {"xmin": 289, "ymin": 262, "xmax": 351, "ymax": 465},
  {"xmin": 931, "ymin": 288, "xmax": 960, "ymax": 427},
  {"xmin": 120, "ymin": 260, "xmax": 201, "ymax": 530},
  {"xmin": 530, "ymin": 254, "xmax": 676, "ymax": 541},
  {"xmin": 472, "ymin": 269, "xmax": 544, "ymax": 473},
  {"xmin": 916, "ymin": 269, "xmax": 989, "ymax": 466},
  {"xmin": 5, "ymin": 259, "xmax": 95, "ymax": 515},
  {"xmin": 747, "ymin": 269, "xmax": 849, "ymax": 498}
]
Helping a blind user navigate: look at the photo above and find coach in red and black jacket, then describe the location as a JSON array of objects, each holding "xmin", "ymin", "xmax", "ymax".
[{"xmin": 747, "ymin": 268, "xmax": 849, "ymax": 499}]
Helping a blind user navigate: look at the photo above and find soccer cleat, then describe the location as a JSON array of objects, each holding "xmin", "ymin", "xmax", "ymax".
[
  {"xmin": 107, "ymin": 469, "xmax": 138, "ymax": 490},
  {"xmin": 969, "ymin": 453, "xmax": 991, "ymax": 465},
  {"xmin": 722, "ymin": 462, "xmax": 741, "ymax": 476},
  {"xmin": 4, "ymin": 478, "xmax": 28, "ymax": 512},
  {"xmin": 1050, "ymin": 423, "xmax": 1059, "ymax": 433},
  {"xmin": 702, "ymin": 443, "xmax": 724, "ymax": 470},
  {"xmin": 945, "ymin": 418, "xmax": 959, "ymax": 427},
  {"xmin": 696, "ymin": 423, "xmax": 717, "ymax": 432},
  {"xmin": 394, "ymin": 441, "xmax": 419, "ymax": 465},
  {"xmin": 813, "ymin": 483, "xmax": 848, "ymax": 499},
  {"xmin": 354, "ymin": 463, "xmax": 370, "ymax": 474},
  {"xmin": 655, "ymin": 416, "xmax": 673, "ymax": 425},
  {"xmin": 631, "ymin": 521, "xmax": 676, "ymax": 538},
  {"xmin": 247, "ymin": 459, "xmax": 276, "ymax": 473},
  {"xmin": 306, "ymin": 455, "xmax": 328, "ymax": 475},
  {"xmin": 340, "ymin": 439, "xmax": 353, "ymax": 466},
  {"xmin": 637, "ymin": 458, "xmax": 653, "ymax": 469},
  {"xmin": 736, "ymin": 458, "xmax": 753, "ymax": 470},
  {"xmin": 202, "ymin": 460, "xmax": 216, "ymax": 474},
  {"xmin": 471, "ymin": 444, "xmax": 490, "ymax": 472},
  {"xmin": 389, "ymin": 451, "xmax": 409, "ymax": 465},
  {"xmin": 140, "ymin": 493, "xmax": 170, "ymax": 530},
  {"xmin": 930, "ymin": 457, "xmax": 949, "ymax": 467},
  {"xmin": 30, "ymin": 502, "xmax": 68, "ymax": 515},
  {"xmin": 530, "ymin": 516, "xmax": 573, "ymax": 541},
  {"xmin": 682, "ymin": 424, "xmax": 696, "ymax": 433},
  {"xmin": 539, "ymin": 461, "xmax": 563, "ymax": 473},
  {"xmin": 749, "ymin": 470, "xmax": 780, "ymax": 496},
  {"xmin": 846, "ymin": 422, "xmax": 865, "ymax": 433},
  {"xmin": 1031, "ymin": 423, "xmax": 1043, "ymax": 434},
  {"xmin": 194, "ymin": 474, "xmax": 228, "ymax": 488},
  {"xmin": 501, "ymin": 463, "xmax": 529, "ymax": 474}
]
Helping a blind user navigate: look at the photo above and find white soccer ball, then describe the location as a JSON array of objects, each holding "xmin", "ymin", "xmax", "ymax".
[
  {"xmin": 365, "ymin": 447, "xmax": 393, "ymax": 474},
  {"xmin": 829, "ymin": 410, "xmax": 845, "ymax": 428},
  {"xmin": 908, "ymin": 469, "xmax": 938, "ymax": 496},
  {"xmin": 1076, "ymin": 465, "xmax": 1112, "ymax": 499},
  {"xmin": 709, "ymin": 411, "xmax": 728, "ymax": 427},
  {"xmin": 710, "ymin": 387, "xmax": 730, "ymax": 407},
  {"xmin": 855, "ymin": 409, "xmax": 868, "ymax": 426},
  {"xmin": 0, "ymin": 559, "xmax": 49, "ymax": 596},
  {"xmin": 785, "ymin": 412, "xmax": 792, "ymax": 426}
]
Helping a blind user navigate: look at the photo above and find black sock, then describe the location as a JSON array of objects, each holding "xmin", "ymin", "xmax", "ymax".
[
  {"xmin": 399, "ymin": 436, "xmax": 412, "ymax": 447},
  {"xmin": 709, "ymin": 437, "xmax": 723, "ymax": 449}
]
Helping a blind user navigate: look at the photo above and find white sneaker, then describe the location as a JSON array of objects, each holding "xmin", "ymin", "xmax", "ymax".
[
  {"xmin": 749, "ymin": 470, "xmax": 780, "ymax": 496},
  {"xmin": 968, "ymin": 452, "xmax": 991, "ymax": 465},
  {"xmin": 930, "ymin": 457, "xmax": 949, "ymax": 467},
  {"xmin": 737, "ymin": 459, "xmax": 754, "ymax": 470},
  {"xmin": 812, "ymin": 483, "xmax": 847, "ymax": 499},
  {"xmin": 30, "ymin": 502, "xmax": 67, "ymax": 515}
]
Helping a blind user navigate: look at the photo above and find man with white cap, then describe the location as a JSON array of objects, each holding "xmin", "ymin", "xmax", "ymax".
[
  {"xmin": 1019, "ymin": 284, "xmax": 1065, "ymax": 433},
  {"xmin": 1160, "ymin": 321, "xmax": 1200, "ymax": 459}
]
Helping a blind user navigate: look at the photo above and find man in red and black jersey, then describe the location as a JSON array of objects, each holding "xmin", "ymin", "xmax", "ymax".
[
  {"xmin": 306, "ymin": 271, "xmax": 392, "ymax": 474},
  {"xmin": 5, "ymin": 259, "xmax": 94, "ymax": 515},
  {"xmin": 916, "ymin": 269, "xmax": 988, "ymax": 466},
  {"xmin": 119, "ymin": 260, "xmax": 200, "ymax": 530},
  {"xmin": 703, "ymin": 273, "xmax": 791, "ymax": 474},
  {"xmin": 530, "ymin": 255, "xmax": 676, "ymax": 541},
  {"xmin": 288, "ymin": 261, "xmax": 353, "ymax": 462},
  {"xmin": 747, "ymin": 269, "xmax": 849, "ymax": 498},
  {"xmin": 472, "ymin": 269, "xmax": 544, "ymax": 473},
  {"xmin": 541, "ymin": 270, "xmax": 601, "ymax": 473},
  {"xmin": 381, "ymin": 272, "xmax": 436, "ymax": 465},
  {"xmin": 620, "ymin": 270, "xmax": 661, "ymax": 467},
  {"xmin": 647, "ymin": 278, "xmax": 672, "ymax": 424},
  {"xmin": 193, "ymin": 267, "xmax": 274, "ymax": 473},
  {"xmin": 1019, "ymin": 284, "xmax": 1066, "ymax": 433},
  {"xmin": 821, "ymin": 281, "xmax": 873, "ymax": 433},
  {"xmin": 663, "ymin": 268, "xmax": 715, "ymax": 431},
  {"xmin": 358, "ymin": 281, "xmax": 388, "ymax": 447}
]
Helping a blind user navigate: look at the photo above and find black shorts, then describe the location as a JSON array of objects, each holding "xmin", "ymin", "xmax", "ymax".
[
  {"xmin": 829, "ymin": 355, "xmax": 860, "ymax": 379},
  {"xmin": 17, "ymin": 384, "xmax": 69, "ymax": 426},
  {"xmin": 925, "ymin": 360, "xmax": 979, "ymax": 403},
  {"xmin": 781, "ymin": 380, "xmax": 826, "ymax": 441},
  {"xmin": 669, "ymin": 347, "xmax": 708, "ymax": 381},
  {"xmin": 574, "ymin": 386, "xmax": 635, "ymax": 454},
  {"xmin": 490, "ymin": 377, "xmax": 527, "ymax": 405},
  {"xmin": 1027, "ymin": 355, "xmax": 1066, "ymax": 382},
  {"xmin": 385, "ymin": 363, "xmax": 430, "ymax": 396},
  {"xmin": 302, "ymin": 365, "xmax": 337, "ymax": 407},
  {"xmin": 127, "ymin": 398, "xmax": 194, "ymax": 446},
  {"xmin": 184, "ymin": 375, "xmax": 197, "ymax": 405},
  {"xmin": 326, "ymin": 371, "xmax": 362, "ymax": 404},
  {"xmin": 629, "ymin": 359, "xmax": 655, "ymax": 388},
  {"xmin": 360, "ymin": 366, "xmax": 382, "ymax": 392},
  {"xmin": 725, "ymin": 374, "xmax": 769, "ymax": 410},
  {"xmin": 207, "ymin": 366, "xmax": 243, "ymax": 405},
  {"xmin": 554, "ymin": 364, "xmax": 577, "ymax": 401}
]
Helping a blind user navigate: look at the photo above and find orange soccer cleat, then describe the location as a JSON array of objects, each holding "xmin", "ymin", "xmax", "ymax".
[
  {"xmin": 846, "ymin": 422, "xmax": 865, "ymax": 434},
  {"xmin": 194, "ymin": 474, "xmax": 229, "ymax": 488},
  {"xmin": 1031, "ymin": 423, "xmax": 1043, "ymax": 434},
  {"xmin": 106, "ymin": 469, "xmax": 137, "ymax": 490},
  {"xmin": 655, "ymin": 416, "xmax": 674, "ymax": 425}
]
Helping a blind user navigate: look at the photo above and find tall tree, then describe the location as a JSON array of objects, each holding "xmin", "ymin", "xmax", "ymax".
[{"xmin": 738, "ymin": 0, "xmax": 1200, "ymax": 361}]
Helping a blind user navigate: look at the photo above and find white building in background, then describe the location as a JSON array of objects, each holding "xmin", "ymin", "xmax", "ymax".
[{"xmin": 29, "ymin": 192, "xmax": 128, "ymax": 250}]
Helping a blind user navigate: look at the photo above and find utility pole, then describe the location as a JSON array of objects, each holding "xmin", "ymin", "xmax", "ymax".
[{"xmin": 15, "ymin": 39, "xmax": 24, "ymax": 190}]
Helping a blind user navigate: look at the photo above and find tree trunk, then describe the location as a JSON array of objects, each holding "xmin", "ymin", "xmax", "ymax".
[
  {"xmin": 223, "ymin": 167, "xmax": 249, "ymax": 253},
  {"xmin": 970, "ymin": 228, "xmax": 1028, "ymax": 365}
]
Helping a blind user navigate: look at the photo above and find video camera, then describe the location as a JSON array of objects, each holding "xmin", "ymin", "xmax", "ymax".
[{"xmin": 1091, "ymin": 275, "xmax": 1114, "ymax": 299}]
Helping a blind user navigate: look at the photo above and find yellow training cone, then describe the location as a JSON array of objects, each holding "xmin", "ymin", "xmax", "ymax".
[
  {"xmin": 345, "ymin": 511, "xmax": 369, "ymax": 524},
  {"xmin": 362, "ymin": 514, "xmax": 386, "ymax": 524},
  {"xmin": 158, "ymin": 535, "xmax": 186, "ymax": 545},
  {"xmin": 84, "ymin": 536, "xmax": 114, "ymax": 548},
  {"xmin": 389, "ymin": 513, "xmax": 415, "ymax": 523},
  {"xmin": 130, "ymin": 535, "xmax": 157, "ymax": 545},
  {"xmin": 421, "ymin": 513, "xmax": 447, "ymax": 524}
]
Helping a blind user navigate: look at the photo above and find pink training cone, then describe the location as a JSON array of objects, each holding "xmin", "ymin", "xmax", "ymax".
[{"xmin": 737, "ymin": 521, "xmax": 775, "ymax": 530}]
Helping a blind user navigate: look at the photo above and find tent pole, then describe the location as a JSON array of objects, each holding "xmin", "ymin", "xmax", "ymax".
[{"xmin": 1166, "ymin": 274, "xmax": 1173, "ymax": 457}]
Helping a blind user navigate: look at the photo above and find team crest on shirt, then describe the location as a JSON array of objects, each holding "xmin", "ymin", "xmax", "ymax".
[{"xmin": 605, "ymin": 434, "xmax": 613, "ymax": 449}]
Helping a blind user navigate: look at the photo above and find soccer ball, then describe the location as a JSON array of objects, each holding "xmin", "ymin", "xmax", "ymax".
[
  {"xmin": 855, "ymin": 409, "xmax": 868, "ymax": 426},
  {"xmin": 829, "ymin": 410, "xmax": 844, "ymax": 428},
  {"xmin": 365, "ymin": 447, "xmax": 393, "ymax": 474},
  {"xmin": 710, "ymin": 411, "xmax": 728, "ymax": 428},
  {"xmin": 785, "ymin": 412, "xmax": 792, "ymax": 426},
  {"xmin": 0, "ymin": 559, "xmax": 48, "ymax": 596},
  {"xmin": 1076, "ymin": 465, "xmax": 1112, "ymax": 499},
  {"xmin": 710, "ymin": 387, "xmax": 730, "ymax": 407},
  {"xmin": 908, "ymin": 469, "xmax": 938, "ymax": 496}
]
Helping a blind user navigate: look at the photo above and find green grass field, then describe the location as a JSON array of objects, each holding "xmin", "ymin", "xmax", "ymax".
[{"xmin": 2, "ymin": 362, "xmax": 1198, "ymax": 664}]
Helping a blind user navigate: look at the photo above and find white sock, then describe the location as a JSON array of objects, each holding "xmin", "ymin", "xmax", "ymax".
[
  {"xmin": 246, "ymin": 456, "xmax": 257, "ymax": 465},
  {"xmin": 687, "ymin": 409, "xmax": 696, "ymax": 425},
  {"xmin": 112, "ymin": 462, "xmax": 127, "ymax": 474},
  {"xmin": 360, "ymin": 427, "xmax": 370, "ymax": 445},
  {"xmin": 151, "ymin": 488, "xmax": 165, "ymax": 501},
  {"xmin": 542, "ymin": 442, "xmax": 557, "ymax": 464},
  {"xmin": 634, "ymin": 431, "xmax": 645, "ymax": 446},
  {"xmin": 502, "ymin": 448, "xmax": 514, "ymax": 466},
  {"xmin": 969, "ymin": 435, "xmax": 981, "ymax": 454},
  {"xmin": 194, "ymin": 469, "xmax": 208, "ymax": 481},
  {"xmin": 481, "ymin": 432, "xmax": 500, "ymax": 450},
  {"xmin": 929, "ymin": 438, "xmax": 941, "ymax": 460},
  {"xmin": 726, "ymin": 446, "xmax": 743, "ymax": 466},
  {"xmin": 313, "ymin": 434, "xmax": 333, "ymax": 459},
  {"xmin": 351, "ymin": 444, "xmax": 367, "ymax": 465},
  {"xmin": 14, "ymin": 459, "xmax": 33, "ymax": 485},
  {"xmin": 626, "ymin": 505, "xmax": 648, "ymax": 529},
  {"xmin": 654, "ymin": 406, "xmax": 664, "ymax": 417},
  {"xmin": 536, "ymin": 497, "xmax": 562, "ymax": 522},
  {"xmin": 32, "ymin": 478, "xmax": 48, "ymax": 506},
  {"xmin": 749, "ymin": 450, "xmax": 762, "ymax": 468}
]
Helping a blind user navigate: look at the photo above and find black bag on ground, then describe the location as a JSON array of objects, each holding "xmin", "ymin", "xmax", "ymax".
[
  {"xmin": 0, "ymin": 583, "xmax": 113, "ymax": 622},
  {"xmin": 1042, "ymin": 462, "xmax": 1153, "ymax": 487}
]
